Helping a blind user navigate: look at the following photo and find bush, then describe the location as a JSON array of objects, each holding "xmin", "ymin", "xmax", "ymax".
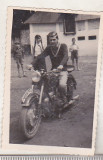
[{"xmin": 22, "ymin": 44, "xmax": 31, "ymax": 55}]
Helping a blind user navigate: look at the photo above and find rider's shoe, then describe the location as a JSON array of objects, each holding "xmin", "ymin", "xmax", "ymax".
[
  {"xmin": 68, "ymin": 99, "xmax": 75, "ymax": 105},
  {"xmin": 72, "ymin": 95, "xmax": 79, "ymax": 100}
]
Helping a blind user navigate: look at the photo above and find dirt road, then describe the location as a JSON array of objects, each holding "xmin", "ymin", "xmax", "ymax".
[{"xmin": 10, "ymin": 56, "xmax": 97, "ymax": 148}]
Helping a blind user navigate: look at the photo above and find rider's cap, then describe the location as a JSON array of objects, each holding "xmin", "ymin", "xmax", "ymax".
[{"xmin": 47, "ymin": 32, "xmax": 58, "ymax": 39}]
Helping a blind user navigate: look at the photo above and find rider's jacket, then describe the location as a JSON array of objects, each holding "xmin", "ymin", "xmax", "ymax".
[
  {"xmin": 32, "ymin": 43, "xmax": 69, "ymax": 71},
  {"xmin": 43, "ymin": 43, "xmax": 68, "ymax": 70}
]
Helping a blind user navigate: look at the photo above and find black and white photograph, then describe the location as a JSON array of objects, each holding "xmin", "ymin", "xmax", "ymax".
[{"xmin": 2, "ymin": 7, "xmax": 102, "ymax": 155}]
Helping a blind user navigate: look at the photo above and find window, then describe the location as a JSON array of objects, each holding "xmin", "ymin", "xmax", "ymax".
[
  {"xmin": 78, "ymin": 36, "xmax": 85, "ymax": 40},
  {"xmin": 77, "ymin": 21, "xmax": 85, "ymax": 31},
  {"xmin": 88, "ymin": 19, "xmax": 100, "ymax": 30},
  {"xmin": 88, "ymin": 36, "xmax": 96, "ymax": 40},
  {"xmin": 64, "ymin": 14, "xmax": 76, "ymax": 34}
]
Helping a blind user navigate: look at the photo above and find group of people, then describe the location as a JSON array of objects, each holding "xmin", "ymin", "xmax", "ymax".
[
  {"xmin": 13, "ymin": 32, "xmax": 80, "ymax": 77},
  {"xmin": 13, "ymin": 32, "xmax": 80, "ymax": 102},
  {"xmin": 31, "ymin": 33, "xmax": 80, "ymax": 71}
]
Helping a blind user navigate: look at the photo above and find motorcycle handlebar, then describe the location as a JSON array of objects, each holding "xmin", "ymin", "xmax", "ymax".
[
  {"xmin": 27, "ymin": 64, "xmax": 75, "ymax": 75},
  {"xmin": 31, "ymin": 69, "xmax": 61, "ymax": 77}
]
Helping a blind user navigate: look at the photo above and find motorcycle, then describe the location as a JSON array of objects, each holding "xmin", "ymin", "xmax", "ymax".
[{"xmin": 20, "ymin": 65, "xmax": 78, "ymax": 139}]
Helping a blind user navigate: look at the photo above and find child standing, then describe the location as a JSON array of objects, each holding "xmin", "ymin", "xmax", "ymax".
[
  {"xmin": 33, "ymin": 35, "xmax": 44, "ymax": 57},
  {"xmin": 69, "ymin": 38, "xmax": 80, "ymax": 71},
  {"xmin": 12, "ymin": 41, "xmax": 26, "ymax": 78},
  {"xmin": 31, "ymin": 35, "xmax": 45, "ymax": 70}
]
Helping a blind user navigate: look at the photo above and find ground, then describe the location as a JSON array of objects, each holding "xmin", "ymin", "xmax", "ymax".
[{"xmin": 10, "ymin": 55, "xmax": 97, "ymax": 148}]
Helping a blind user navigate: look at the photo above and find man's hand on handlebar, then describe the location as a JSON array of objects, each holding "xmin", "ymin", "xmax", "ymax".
[
  {"xmin": 57, "ymin": 65, "xmax": 63, "ymax": 70},
  {"xmin": 52, "ymin": 68, "xmax": 57, "ymax": 72},
  {"xmin": 52, "ymin": 65, "xmax": 63, "ymax": 73},
  {"xmin": 52, "ymin": 65, "xmax": 63, "ymax": 72}
]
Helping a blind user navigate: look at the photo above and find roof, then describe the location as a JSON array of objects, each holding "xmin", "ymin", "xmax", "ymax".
[
  {"xmin": 75, "ymin": 14, "xmax": 100, "ymax": 21},
  {"xmin": 24, "ymin": 12, "xmax": 100, "ymax": 24},
  {"xmin": 24, "ymin": 12, "xmax": 64, "ymax": 24}
]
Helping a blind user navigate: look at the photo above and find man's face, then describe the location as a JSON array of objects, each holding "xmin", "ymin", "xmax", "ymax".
[{"xmin": 49, "ymin": 36, "xmax": 58, "ymax": 46}]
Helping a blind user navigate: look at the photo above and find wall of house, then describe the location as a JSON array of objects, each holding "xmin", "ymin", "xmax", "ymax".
[
  {"xmin": 57, "ymin": 19, "xmax": 100, "ymax": 56},
  {"xmin": 75, "ymin": 19, "xmax": 99, "ymax": 56},
  {"xmin": 30, "ymin": 19, "xmax": 100, "ymax": 56}
]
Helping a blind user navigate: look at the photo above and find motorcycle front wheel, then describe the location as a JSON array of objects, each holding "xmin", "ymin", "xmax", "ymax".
[{"xmin": 20, "ymin": 93, "xmax": 41, "ymax": 139}]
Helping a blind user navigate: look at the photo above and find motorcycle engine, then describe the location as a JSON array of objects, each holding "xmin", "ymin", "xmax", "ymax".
[
  {"xmin": 42, "ymin": 72, "xmax": 63, "ymax": 118},
  {"xmin": 42, "ymin": 93, "xmax": 63, "ymax": 118}
]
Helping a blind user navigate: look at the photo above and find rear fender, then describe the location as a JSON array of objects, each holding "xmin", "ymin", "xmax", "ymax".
[{"xmin": 67, "ymin": 74, "xmax": 77, "ymax": 89}]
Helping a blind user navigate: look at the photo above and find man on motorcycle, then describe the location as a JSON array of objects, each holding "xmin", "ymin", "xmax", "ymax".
[
  {"xmin": 21, "ymin": 32, "xmax": 78, "ymax": 138},
  {"xmin": 32, "ymin": 31, "xmax": 69, "ymax": 103},
  {"xmin": 44, "ymin": 32, "xmax": 69, "ymax": 102}
]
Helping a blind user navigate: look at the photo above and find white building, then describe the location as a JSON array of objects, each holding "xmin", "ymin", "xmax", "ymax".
[{"xmin": 24, "ymin": 12, "xmax": 100, "ymax": 56}]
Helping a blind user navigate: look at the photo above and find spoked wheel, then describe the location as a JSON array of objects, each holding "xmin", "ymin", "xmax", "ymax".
[{"xmin": 20, "ymin": 94, "xmax": 41, "ymax": 139}]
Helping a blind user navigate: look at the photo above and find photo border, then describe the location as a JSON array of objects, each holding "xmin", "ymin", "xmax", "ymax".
[{"xmin": 2, "ymin": 6, "xmax": 103, "ymax": 155}]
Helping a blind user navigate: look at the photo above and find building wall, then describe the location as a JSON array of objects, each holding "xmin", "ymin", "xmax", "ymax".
[
  {"xmin": 30, "ymin": 19, "xmax": 100, "ymax": 56},
  {"xmin": 75, "ymin": 19, "xmax": 99, "ymax": 56},
  {"xmin": 58, "ymin": 19, "xmax": 100, "ymax": 56}
]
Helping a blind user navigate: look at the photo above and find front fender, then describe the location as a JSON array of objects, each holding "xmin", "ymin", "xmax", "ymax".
[
  {"xmin": 21, "ymin": 93, "xmax": 35, "ymax": 107},
  {"xmin": 21, "ymin": 89, "xmax": 40, "ymax": 107}
]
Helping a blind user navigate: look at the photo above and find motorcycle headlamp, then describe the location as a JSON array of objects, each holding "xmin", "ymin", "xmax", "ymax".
[{"xmin": 32, "ymin": 71, "xmax": 41, "ymax": 82}]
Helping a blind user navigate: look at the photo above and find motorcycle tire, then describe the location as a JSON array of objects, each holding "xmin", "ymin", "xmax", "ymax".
[{"xmin": 20, "ymin": 92, "xmax": 41, "ymax": 139}]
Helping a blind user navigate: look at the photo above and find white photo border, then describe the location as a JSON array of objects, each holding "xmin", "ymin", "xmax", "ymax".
[{"xmin": 2, "ymin": 6, "xmax": 103, "ymax": 155}]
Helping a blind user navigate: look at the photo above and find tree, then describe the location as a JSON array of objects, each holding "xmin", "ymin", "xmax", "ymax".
[{"xmin": 12, "ymin": 9, "xmax": 34, "ymax": 39}]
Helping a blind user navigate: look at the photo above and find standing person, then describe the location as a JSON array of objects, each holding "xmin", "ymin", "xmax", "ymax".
[
  {"xmin": 31, "ymin": 35, "xmax": 44, "ymax": 68},
  {"xmin": 12, "ymin": 41, "xmax": 26, "ymax": 78},
  {"xmin": 69, "ymin": 38, "xmax": 80, "ymax": 71},
  {"xmin": 43, "ymin": 31, "xmax": 69, "ymax": 102}
]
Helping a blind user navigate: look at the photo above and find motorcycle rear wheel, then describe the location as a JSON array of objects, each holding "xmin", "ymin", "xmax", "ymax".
[{"xmin": 20, "ymin": 94, "xmax": 41, "ymax": 139}]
